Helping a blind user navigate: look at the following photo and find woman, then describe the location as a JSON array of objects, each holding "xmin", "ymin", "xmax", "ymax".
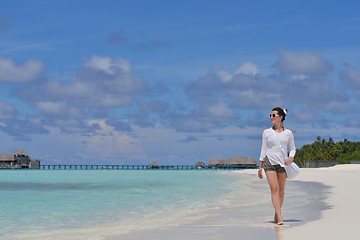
[{"xmin": 258, "ymin": 107, "xmax": 296, "ymax": 225}]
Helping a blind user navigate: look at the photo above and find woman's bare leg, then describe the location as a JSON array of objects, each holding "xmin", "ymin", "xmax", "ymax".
[
  {"xmin": 278, "ymin": 172, "xmax": 287, "ymax": 208},
  {"xmin": 277, "ymin": 172, "xmax": 287, "ymax": 224},
  {"xmin": 265, "ymin": 170, "xmax": 284, "ymax": 224}
]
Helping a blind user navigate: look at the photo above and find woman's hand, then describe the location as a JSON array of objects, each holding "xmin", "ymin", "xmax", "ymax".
[
  {"xmin": 258, "ymin": 169, "xmax": 263, "ymax": 179},
  {"xmin": 284, "ymin": 157, "xmax": 294, "ymax": 166}
]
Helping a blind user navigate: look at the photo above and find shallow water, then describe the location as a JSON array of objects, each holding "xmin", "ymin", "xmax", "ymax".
[
  {"xmin": 0, "ymin": 170, "xmax": 330, "ymax": 240},
  {"xmin": 0, "ymin": 170, "xmax": 244, "ymax": 239}
]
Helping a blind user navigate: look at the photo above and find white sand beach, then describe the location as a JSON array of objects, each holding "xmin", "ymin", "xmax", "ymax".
[
  {"xmin": 112, "ymin": 164, "xmax": 360, "ymax": 240},
  {"xmin": 282, "ymin": 164, "xmax": 360, "ymax": 240}
]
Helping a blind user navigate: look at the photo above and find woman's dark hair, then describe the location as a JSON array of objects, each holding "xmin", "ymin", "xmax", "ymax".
[{"xmin": 272, "ymin": 107, "xmax": 287, "ymax": 122}]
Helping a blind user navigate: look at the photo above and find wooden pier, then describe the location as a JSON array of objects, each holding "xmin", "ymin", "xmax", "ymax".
[
  {"xmin": 40, "ymin": 164, "xmax": 257, "ymax": 170},
  {"xmin": 40, "ymin": 165, "xmax": 198, "ymax": 170}
]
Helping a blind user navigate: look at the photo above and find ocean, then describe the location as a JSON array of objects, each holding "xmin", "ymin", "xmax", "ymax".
[{"xmin": 0, "ymin": 169, "xmax": 248, "ymax": 239}]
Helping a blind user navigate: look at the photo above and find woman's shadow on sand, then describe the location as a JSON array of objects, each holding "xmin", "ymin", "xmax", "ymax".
[{"xmin": 266, "ymin": 219, "xmax": 303, "ymax": 225}]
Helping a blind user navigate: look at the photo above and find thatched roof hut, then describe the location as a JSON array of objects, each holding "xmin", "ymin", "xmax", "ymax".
[
  {"xmin": 195, "ymin": 161, "xmax": 206, "ymax": 168},
  {"xmin": 14, "ymin": 149, "xmax": 28, "ymax": 156},
  {"xmin": 0, "ymin": 153, "xmax": 14, "ymax": 161},
  {"xmin": 208, "ymin": 157, "xmax": 225, "ymax": 166},
  {"xmin": 149, "ymin": 161, "xmax": 160, "ymax": 169},
  {"xmin": 227, "ymin": 156, "xmax": 257, "ymax": 165},
  {"xmin": 208, "ymin": 156, "xmax": 257, "ymax": 168}
]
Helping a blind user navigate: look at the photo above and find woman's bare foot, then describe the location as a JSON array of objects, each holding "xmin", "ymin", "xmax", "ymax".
[{"xmin": 275, "ymin": 213, "xmax": 283, "ymax": 225}]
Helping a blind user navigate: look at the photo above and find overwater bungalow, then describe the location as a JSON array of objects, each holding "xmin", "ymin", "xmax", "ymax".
[
  {"xmin": 0, "ymin": 150, "xmax": 40, "ymax": 169},
  {"xmin": 208, "ymin": 156, "xmax": 258, "ymax": 169}
]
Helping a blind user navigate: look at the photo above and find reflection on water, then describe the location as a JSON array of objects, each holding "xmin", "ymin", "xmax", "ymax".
[
  {"xmin": 274, "ymin": 218, "xmax": 304, "ymax": 240},
  {"xmin": 275, "ymin": 225, "xmax": 284, "ymax": 240}
]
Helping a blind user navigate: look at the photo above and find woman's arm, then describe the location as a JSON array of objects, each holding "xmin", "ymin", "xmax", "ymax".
[
  {"xmin": 258, "ymin": 130, "xmax": 267, "ymax": 179},
  {"xmin": 258, "ymin": 160, "xmax": 264, "ymax": 179},
  {"xmin": 285, "ymin": 130, "xmax": 296, "ymax": 165},
  {"xmin": 259, "ymin": 129, "xmax": 268, "ymax": 161}
]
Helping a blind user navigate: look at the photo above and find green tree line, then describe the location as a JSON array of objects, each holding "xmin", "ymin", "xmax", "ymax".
[{"xmin": 295, "ymin": 136, "xmax": 360, "ymax": 166}]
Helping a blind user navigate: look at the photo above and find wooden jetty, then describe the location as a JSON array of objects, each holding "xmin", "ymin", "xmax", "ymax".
[
  {"xmin": 40, "ymin": 165, "xmax": 198, "ymax": 170},
  {"xmin": 40, "ymin": 164, "xmax": 257, "ymax": 170}
]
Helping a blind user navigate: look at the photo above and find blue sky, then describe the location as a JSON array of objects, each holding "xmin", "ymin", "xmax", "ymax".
[{"xmin": 1, "ymin": 0, "xmax": 360, "ymax": 165}]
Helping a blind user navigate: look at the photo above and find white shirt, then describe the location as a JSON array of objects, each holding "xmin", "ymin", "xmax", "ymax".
[{"xmin": 259, "ymin": 127, "xmax": 296, "ymax": 167}]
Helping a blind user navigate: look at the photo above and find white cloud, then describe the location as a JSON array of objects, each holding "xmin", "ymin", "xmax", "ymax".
[
  {"xmin": 41, "ymin": 80, "xmax": 133, "ymax": 108},
  {"xmin": 85, "ymin": 119, "xmax": 145, "ymax": 160},
  {"xmin": 208, "ymin": 102, "xmax": 235, "ymax": 118},
  {"xmin": 275, "ymin": 50, "xmax": 333, "ymax": 75},
  {"xmin": 341, "ymin": 65, "xmax": 360, "ymax": 89},
  {"xmin": 183, "ymin": 49, "xmax": 349, "ymax": 131},
  {"xmin": 36, "ymin": 101, "xmax": 82, "ymax": 118},
  {"xmin": 0, "ymin": 58, "xmax": 44, "ymax": 82},
  {"xmin": 215, "ymin": 69, "xmax": 232, "ymax": 82},
  {"xmin": 84, "ymin": 55, "xmax": 131, "ymax": 74},
  {"xmin": 291, "ymin": 74, "xmax": 308, "ymax": 81},
  {"xmin": 88, "ymin": 119, "xmax": 115, "ymax": 134},
  {"xmin": 235, "ymin": 62, "xmax": 259, "ymax": 76},
  {"xmin": 16, "ymin": 55, "xmax": 148, "ymax": 124},
  {"xmin": 0, "ymin": 102, "xmax": 16, "ymax": 121},
  {"xmin": 44, "ymin": 80, "xmax": 94, "ymax": 98}
]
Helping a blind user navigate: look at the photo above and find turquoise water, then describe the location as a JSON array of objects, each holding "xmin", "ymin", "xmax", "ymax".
[{"xmin": 0, "ymin": 170, "xmax": 244, "ymax": 239}]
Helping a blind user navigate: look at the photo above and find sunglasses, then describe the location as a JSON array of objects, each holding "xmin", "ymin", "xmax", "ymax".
[{"xmin": 269, "ymin": 113, "xmax": 280, "ymax": 118}]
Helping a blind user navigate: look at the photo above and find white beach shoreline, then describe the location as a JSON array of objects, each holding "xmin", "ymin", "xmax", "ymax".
[{"xmin": 110, "ymin": 164, "xmax": 360, "ymax": 240}]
